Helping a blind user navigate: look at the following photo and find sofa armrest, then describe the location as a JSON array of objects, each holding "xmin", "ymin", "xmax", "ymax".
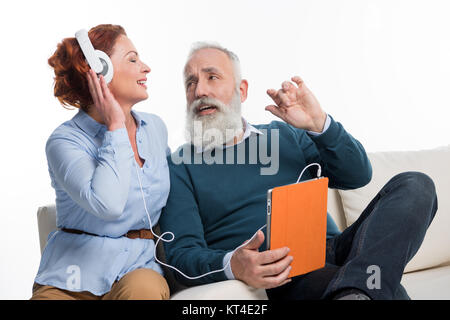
[{"xmin": 36, "ymin": 204, "xmax": 57, "ymax": 254}]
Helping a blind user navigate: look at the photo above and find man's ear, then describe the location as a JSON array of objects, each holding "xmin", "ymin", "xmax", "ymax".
[{"xmin": 239, "ymin": 79, "xmax": 249, "ymax": 103}]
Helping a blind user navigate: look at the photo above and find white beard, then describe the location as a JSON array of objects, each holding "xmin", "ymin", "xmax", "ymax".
[{"xmin": 185, "ymin": 92, "xmax": 243, "ymax": 151}]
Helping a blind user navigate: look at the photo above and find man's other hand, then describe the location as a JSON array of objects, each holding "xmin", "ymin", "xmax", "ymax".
[{"xmin": 230, "ymin": 230, "xmax": 293, "ymax": 289}]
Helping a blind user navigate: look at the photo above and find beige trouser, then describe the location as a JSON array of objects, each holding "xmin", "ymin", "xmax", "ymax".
[{"xmin": 30, "ymin": 268, "xmax": 170, "ymax": 300}]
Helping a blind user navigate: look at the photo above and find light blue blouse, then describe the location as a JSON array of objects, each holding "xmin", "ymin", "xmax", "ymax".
[{"xmin": 34, "ymin": 109, "xmax": 170, "ymax": 296}]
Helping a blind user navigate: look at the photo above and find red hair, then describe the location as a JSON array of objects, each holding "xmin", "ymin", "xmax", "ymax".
[{"xmin": 48, "ymin": 24, "xmax": 126, "ymax": 112}]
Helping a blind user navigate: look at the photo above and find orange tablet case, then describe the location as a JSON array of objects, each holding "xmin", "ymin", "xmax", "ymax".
[{"xmin": 267, "ymin": 177, "xmax": 328, "ymax": 278}]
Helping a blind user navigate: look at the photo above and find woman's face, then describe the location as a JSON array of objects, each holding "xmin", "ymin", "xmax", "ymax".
[{"xmin": 107, "ymin": 35, "xmax": 150, "ymax": 107}]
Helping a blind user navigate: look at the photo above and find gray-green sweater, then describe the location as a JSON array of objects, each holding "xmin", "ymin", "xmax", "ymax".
[{"xmin": 159, "ymin": 117, "xmax": 372, "ymax": 286}]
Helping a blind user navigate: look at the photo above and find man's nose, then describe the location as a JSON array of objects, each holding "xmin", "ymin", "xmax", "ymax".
[{"xmin": 194, "ymin": 79, "xmax": 209, "ymax": 99}]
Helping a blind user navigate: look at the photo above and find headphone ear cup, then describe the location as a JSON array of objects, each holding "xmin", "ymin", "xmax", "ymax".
[{"xmin": 95, "ymin": 50, "xmax": 114, "ymax": 84}]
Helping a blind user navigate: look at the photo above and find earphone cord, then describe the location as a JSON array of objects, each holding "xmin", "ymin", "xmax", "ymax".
[
  {"xmin": 134, "ymin": 161, "xmax": 321, "ymax": 280},
  {"xmin": 296, "ymin": 162, "xmax": 322, "ymax": 183}
]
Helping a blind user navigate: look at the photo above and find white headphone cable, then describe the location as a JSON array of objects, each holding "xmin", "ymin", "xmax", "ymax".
[
  {"xmin": 296, "ymin": 162, "xmax": 322, "ymax": 183},
  {"xmin": 134, "ymin": 162, "xmax": 267, "ymax": 280},
  {"xmin": 134, "ymin": 161, "xmax": 321, "ymax": 280}
]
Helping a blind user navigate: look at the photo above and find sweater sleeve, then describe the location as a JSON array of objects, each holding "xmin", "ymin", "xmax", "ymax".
[
  {"xmin": 288, "ymin": 115, "xmax": 372, "ymax": 190},
  {"xmin": 159, "ymin": 153, "xmax": 229, "ymax": 286}
]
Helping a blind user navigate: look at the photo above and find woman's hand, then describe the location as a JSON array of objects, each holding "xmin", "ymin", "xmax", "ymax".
[
  {"xmin": 265, "ymin": 76, "xmax": 327, "ymax": 133},
  {"xmin": 86, "ymin": 69, "xmax": 125, "ymax": 131}
]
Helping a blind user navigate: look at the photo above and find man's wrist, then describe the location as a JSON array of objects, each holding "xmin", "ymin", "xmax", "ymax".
[
  {"xmin": 223, "ymin": 251, "xmax": 235, "ymax": 280},
  {"xmin": 307, "ymin": 114, "xmax": 331, "ymax": 136},
  {"xmin": 307, "ymin": 112, "xmax": 327, "ymax": 133}
]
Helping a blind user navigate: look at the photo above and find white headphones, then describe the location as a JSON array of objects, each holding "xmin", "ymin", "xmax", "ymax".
[{"xmin": 75, "ymin": 29, "xmax": 114, "ymax": 84}]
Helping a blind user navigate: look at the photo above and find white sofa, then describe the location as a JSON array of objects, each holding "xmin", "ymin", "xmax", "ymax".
[{"xmin": 37, "ymin": 145, "xmax": 450, "ymax": 299}]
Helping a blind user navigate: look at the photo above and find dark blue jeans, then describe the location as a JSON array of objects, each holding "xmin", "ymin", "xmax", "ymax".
[{"xmin": 266, "ymin": 171, "xmax": 438, "ymax": 300}]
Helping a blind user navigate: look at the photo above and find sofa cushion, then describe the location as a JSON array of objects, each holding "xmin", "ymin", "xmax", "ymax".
[
  {"xmin": 327, "ymin": 188, "xmax": 346, "ymax": 232},
  {"xmin": 170, "ymin": 280, "xmax": 268, "ymax": 300},
  {"xmin": 337, "ymin": 145, "xmax": 450, "ymax": 273},
  {"xmin": 401, "ymin": 264, "xmax": 450, "ymax": 300}
]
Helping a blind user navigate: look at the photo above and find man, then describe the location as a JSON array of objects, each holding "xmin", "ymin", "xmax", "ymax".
[{"xmin": 159, "ymin": 42, "xmax": 437, "ymax": 300}]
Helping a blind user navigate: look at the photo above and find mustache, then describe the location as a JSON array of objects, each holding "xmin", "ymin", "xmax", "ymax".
[{"xmin": 188, "ymin": 97, "xmax": 227, "ymax": 114}]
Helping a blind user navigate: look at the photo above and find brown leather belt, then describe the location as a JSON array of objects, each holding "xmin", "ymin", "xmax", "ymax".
[{"xmin": 62, "ymin": 228, "xmax": 154, "ymax": 240}]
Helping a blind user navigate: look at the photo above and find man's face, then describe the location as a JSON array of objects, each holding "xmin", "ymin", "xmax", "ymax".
[
  {"xmin": 184, "ymin": 48, "xmax": 238, "ymax": 115},
  {"xmin": 183, "ymin": 48, "xmax": 248, "ymax": 150}
]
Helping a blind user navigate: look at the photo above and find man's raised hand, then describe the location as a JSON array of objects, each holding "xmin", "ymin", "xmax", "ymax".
[{"xmin": 265, "ymin": 76, "xmax": 327, "ymax": 133}]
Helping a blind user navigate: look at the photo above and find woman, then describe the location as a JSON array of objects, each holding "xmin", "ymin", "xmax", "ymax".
[{"xmin": 31, "ymin": 24, "xmax": 171, "ymax": 300}]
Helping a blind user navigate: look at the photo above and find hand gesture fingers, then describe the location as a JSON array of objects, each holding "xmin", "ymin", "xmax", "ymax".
[
  {"xmin": 86, "ymin": 69, "xmax": 102, "ymax": 107},
  {"xmin": 252, "ymin": 253, "xmax": 293, "ymax": 289},
  {"xmin": 265, "ymin": 86, "xmax": 292, "ymax": 121},
  {"xmin": 260, "ymin": 254, "xmax": 293, "ymax": 277},
  {"xmin": 291, "ymin": 76, "xmax": 304, "ymax": 88},
  {"xmin": 258, "ymin": 246, "xmax": 290, "ymax": 265},
  {"xmin": 266, "ymin": 88, "xmax": 282, "ymax": 107},
  {"xmin": 99, "ymin": 73, "xmax": 114, "ymax": 103},
  {"xmin": 85, "ymin": 69, "xmax": 125, "ymax": 130},
  {"xmin": 278, "ymin": 88, "xmax": 294, "ymax": 107},
  {"xmin": 265, "ymin": 75, "xmax": 326, "ymax": 132},
  {"xmin": 230, "ymin": 229, "xmax": 293, "ymax": 289},
  {"xmin": 267, "ymin": 81, "xmax": 299, "ymax": 109},
  {"xmin": 241, "ymin": 230, "xmax": 265, "ymax": 251},
  {"xmin": 265, "ymin": 103, "xmax": 285, "ymax": 119},
  {"xmin": 263, "ymin": 265, "xmax": 292, "ymax": 289},
  {"xmin": 291, "ymin": 76, "xmax": 312, "ymax": 102}
]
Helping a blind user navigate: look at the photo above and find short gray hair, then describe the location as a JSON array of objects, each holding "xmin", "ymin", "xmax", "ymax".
[{"xmin": 184, "ymin": 41, "xmax": 242, "ymax": 88}]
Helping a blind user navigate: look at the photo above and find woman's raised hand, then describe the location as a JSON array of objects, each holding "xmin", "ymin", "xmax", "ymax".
[{"xmin": 86, "ymin": 69, "xmax": 125, "ymax": 131}]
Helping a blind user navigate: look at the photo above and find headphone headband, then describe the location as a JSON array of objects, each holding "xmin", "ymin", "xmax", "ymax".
[{"xmin": 75, "ymin": 29, "xmax": 113, "ymax": 83}]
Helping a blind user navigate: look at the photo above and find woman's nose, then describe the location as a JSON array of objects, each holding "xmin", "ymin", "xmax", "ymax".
[{"xmin": 142, "ymin": 62, "xmax": 151, "ymax": 74}]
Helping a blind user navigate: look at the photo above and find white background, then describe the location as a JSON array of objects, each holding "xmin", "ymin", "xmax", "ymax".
[{"xmin": 0, "ymin": 0, "xmax": 449, "ymax": 299}]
